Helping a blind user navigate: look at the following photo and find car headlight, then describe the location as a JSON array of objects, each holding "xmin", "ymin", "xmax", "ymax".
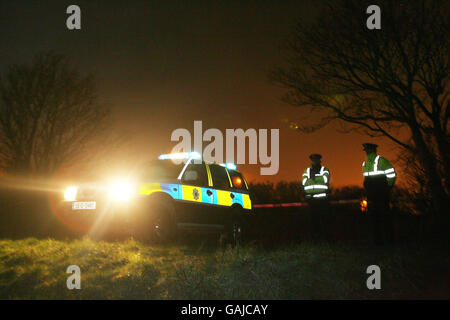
[
  {"xmin": 109, "ymin": 182, "xmax": 133, "ymax": 201},
  {"xmin": 64, "ymin": 186, "xmax": 78, "ymax": 201}
]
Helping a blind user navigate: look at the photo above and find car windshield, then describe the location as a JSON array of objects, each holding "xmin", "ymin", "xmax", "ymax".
[{"xmin": 139, "ymin": 160, "xmax": 184, "ymax": 181}]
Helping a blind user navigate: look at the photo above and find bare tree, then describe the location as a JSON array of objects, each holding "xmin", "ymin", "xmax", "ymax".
[
  {"xmin": 271, "ymin": 0, "xmax": 449, "ymax": 214},
  {"xmin": 0, "ymin": 52, "xmax": 110, "ymax": 177}
]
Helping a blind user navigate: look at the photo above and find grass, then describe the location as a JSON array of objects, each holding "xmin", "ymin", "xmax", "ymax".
[{"xmin": 0, "ymin": 237, "xmax": 448, "ymax": 299}]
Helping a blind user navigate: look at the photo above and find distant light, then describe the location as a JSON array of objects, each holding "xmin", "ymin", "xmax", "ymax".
[
  {"xmin": 158, "ymin": 152, "xmax": 201, "ymax": 160},
  {"xmin": 361, "ymin": 199, "xmax": 368, "ymax": 212},
  {"xmin": 64, "ymin": 186, "xmax": 77, "ymax": 201}
]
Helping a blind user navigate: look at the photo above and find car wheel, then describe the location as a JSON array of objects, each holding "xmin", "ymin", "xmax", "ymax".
[
  {"xmin": 134, "ymin": 200, "xmax": 176, "ymax": 244},
  {"xmin": 230, "ymin": 220, "xmax": 242, "ymax": 247},
  {"xmin": 226, "ymin": 208, "xmax": 244, "ymax": 247},
  {"xmin": 150, "ymin": 201, "xmax": 177, "ymax": 244}
]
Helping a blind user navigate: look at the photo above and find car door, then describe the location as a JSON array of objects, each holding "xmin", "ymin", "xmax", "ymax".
[
  {"xmin": 178, "ymin": 163, "xmax": 211, "ymax": 224},
  {"xmin": 226, "ymin": 169, "xmax": 252, "ymax": 210},
  {"xmin": 207, "ymin": 164, "xmax": 235, "ymax": 225}
]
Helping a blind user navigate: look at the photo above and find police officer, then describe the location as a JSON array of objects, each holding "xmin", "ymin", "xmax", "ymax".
[
  {"xmin": 362, "ymin": 143, "xmax": 396, "ymax": 245},
  {"xmin": 302, "ymin": 154, "xmax": 330, "ymax": 241}
]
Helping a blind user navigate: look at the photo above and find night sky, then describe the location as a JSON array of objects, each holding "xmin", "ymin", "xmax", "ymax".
[{"xmin": 0, "ymin": 0, "xmax": 398, "ymax": 186}]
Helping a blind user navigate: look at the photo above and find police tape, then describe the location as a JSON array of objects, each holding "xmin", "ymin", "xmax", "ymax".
[{"xmin": 253, "ymin": 199, "xmax": 361, "ymax": 208}]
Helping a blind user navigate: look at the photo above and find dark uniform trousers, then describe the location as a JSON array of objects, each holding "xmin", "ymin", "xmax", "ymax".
[
  {"xmin": 364, "ymin": 176, "xmax": 394, "ymax": 245},
  {"xmin": 308, "ymin": 198, "xmax": 330, "ymax": 241}
]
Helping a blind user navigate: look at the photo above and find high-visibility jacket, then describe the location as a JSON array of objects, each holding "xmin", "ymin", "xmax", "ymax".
[
  {"xmin": 362, "ymin": 153, "xmax": 396, "ymax": 187},
  {"xmin": 302, "ymin": 166, "xmax": 330, "ymax": 199}
]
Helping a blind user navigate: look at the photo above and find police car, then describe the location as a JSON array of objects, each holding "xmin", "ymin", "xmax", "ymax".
[{"xmin": 60, "ymin": 152, "xmax": 252, "ymax": 245}]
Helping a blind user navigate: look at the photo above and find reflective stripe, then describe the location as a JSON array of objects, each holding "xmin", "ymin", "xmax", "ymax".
[
  {"xmin": 304, "ymin": 167, "xmax": 329, "ymax": 187},
  {"xmin": 201, "ymin": 188, "xmax": 215, "ymax": 204},
  {"xmin": 205, "ymin": 164, "xmax": 213, "ymax": 186},
  {"xmin": 374, "ymin": 155, "xmax": 380, "ymax": 172},
  {"xmin": 181, "ymin": 185, "xmax": 203, "ymax": 202},
  {"xmin": 313, "ymin": 193, "xmax": 327, "ymax": 198},
  {"xmin": 363, "ymin": 171, "xmax": 386, "ymax": 176},
  {"xmin": 216, "ymin": 189, "xmax": 233, "ymax": 206},
  {"xmin": 304, "ymin": 185, "xmax": 328, "ymax": 190},
  {"xmin": 140, "ymin": 183, "xmax": 180, "ymax": 199},
  {"xmin": 224, "ymin": 168, "xmax": 233, "ymax": 188},
  {"xmin": 370, "ymin": 171, "xmax": 386, "ymax": 176},
  {"xmin": 316, "ymin": 167, "xmax": 329, "ymax": 176},
  {"xmin": 363, "ymin": 155, "xmax": 396, "ymax": 179},
  {"xmin": 231, "ymin": 191, "xmax": 243, "ymax": 206},
  {"xmin": 242, "ymin": 193, "xmax": 252, "ymax": 209},
  {"xmin": 363, "ymin": 169, "xmax": 395, "ymax": 176},
  {"xmin": 139, "ymin": 182, "xmax": 162, "ymax": 195},
  {"xmin": 242, "ymin": 177, "xmax": 249, "ymax": 190},
  {"xmin": 174, "ymin": 180, "xmax": 250, "ymax": 210}
]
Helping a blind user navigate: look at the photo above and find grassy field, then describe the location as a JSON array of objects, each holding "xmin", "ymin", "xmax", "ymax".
[{"xmin": 0, "ymin": 237, "xmax": 448, "ymax": 299}]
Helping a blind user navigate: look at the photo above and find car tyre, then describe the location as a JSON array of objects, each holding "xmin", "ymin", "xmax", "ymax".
[
  {"xmin": 135, "ymin": 199, "xmax": 177, "ymax": 244},
  {"xmin": 224, "ymin": 207, "xmax": 244, "ymax": 248},
  {"xmin": 150, "ymin": 201, "xmax": 177, "ymax": 244}
]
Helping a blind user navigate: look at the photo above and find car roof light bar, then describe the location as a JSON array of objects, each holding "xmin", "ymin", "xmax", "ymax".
[
  {"xmin": 220, "ymin": 163, "xmax": 237, "ymax": 170},
  {"xmin": 158, "ymin": 152, "xmax": 201, "ymax": 160}
]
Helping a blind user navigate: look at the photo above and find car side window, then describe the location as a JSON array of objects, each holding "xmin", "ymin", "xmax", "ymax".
[
  {"xmin": 182, "ymin": 164, "xmax": 208, "ymax": 187},
  {"xmin": 228, "ymin": 170, "xmax": 248, "ymax": 190},
  {"xmin": 210, "ymin": 165, "xmax": 231, "ymax": 190}
]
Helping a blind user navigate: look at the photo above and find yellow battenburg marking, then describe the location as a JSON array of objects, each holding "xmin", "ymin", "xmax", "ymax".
[
  {"xmin": 225, "ymin": 169, "xmax": 233, "ymax": 188},
  {"xmin": 139, "ymin": 183, "xmax": 162, "ymax": 195},
  {"xmin": 216, "ymin": 190, "xmax": 233, "ymax": 206},
  {"xmin": 243, "ymin": 177, "xmax": 249, "ymax": 190},
  {"xmin": 242, "ymin": 194, "xmax": 252, "ymax": 209},
  {"xmin": 205, "ymin": 164, "xmax": 213, "ymax": 186},
  {"xmin": 182, "ymin": 185, "xmax": 202, "ymax": 202}
]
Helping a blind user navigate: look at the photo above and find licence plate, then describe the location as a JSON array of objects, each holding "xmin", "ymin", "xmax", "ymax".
[{"xmin": 72, "ymin": 201, "xmax": 96, "ymax": 210}]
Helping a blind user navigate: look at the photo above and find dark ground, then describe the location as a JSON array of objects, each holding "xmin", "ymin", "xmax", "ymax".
[{"xmin": 0, "ymin": 189, "xmax": 448, "ymax": 299}]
